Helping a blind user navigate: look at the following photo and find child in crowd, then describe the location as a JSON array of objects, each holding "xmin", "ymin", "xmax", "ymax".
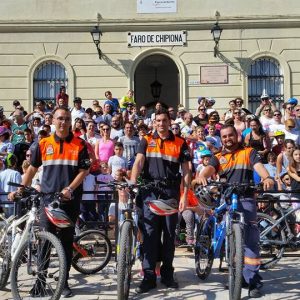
[
  {"xmin": 80, "ymin": 173, "xmax": 97, "ymax": 222},
  {"xmin": 263, "ymin": 152, "xmax": 277, "ymax": 179},
  {"xmin": 108, "ymin": 142, "xmax": 128, "ymax": 177},
  {"xmin": 287, "ymin": 148, "xmax": 300, "ymax": 235},
  {"xmin": 32, "ymin": 117, "xmax": 43, "ymax": 141},
  {"xmin": 0, "ymin": 154, "xmax": 21, "ymax": 217},
  {"xmin": 96, "ymin": 161, "xmax": 114, "ymax": 221},
  {"xmin": 206, "ymin": 125, "xmax": 222, "ymax": 153},
  {"xmin": 108, "ymin": 168, "xmax": 129, "ymax": 224}
]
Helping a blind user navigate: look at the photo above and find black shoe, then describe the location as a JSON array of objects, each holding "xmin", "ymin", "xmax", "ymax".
[
  {"xmin": 249, "ymin": 285, "xmax": 263, "ymax": 298},
  {"xmin": 161, "ymin": 278, "xmax": 179, "ymax": 289},
  {"xmin": 29, "ymin": 280, "xmax": 46, "ymax": 297},
  {"xmin": 135, "ymin": 280, "xmax": 156, "ymax": 294},
  {"xmin": 62, "ymin": 283, "xmax": 73, "ymax": 298}
]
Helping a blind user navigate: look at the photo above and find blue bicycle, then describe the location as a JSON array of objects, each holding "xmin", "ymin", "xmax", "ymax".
[{"xmin": 194, "ymin": 182, "xmax": 258, "ymax": 300}]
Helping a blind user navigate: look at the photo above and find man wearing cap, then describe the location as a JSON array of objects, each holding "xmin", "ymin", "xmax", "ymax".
[
  {"xmin": 255, "ymin": 92, "xmax": 276, "ymax": 117},
  {"xmin": 0, "ymin": 126, "xmax": 14, "ymax": 156},
  {"xmin": 71, "ymin": 97, "xmax": 85, "ymax": 124},
  {"xmin": 175, "ymin": 105, "xmax": 187, "ymax": 125}
]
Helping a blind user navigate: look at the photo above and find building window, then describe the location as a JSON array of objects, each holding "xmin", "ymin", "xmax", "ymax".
[
  {"xmin": 248, "ymin": 57, "xmax": 284, "ymax": 112},
  {"xmin": 33, "ymin": 61, "xmax": 68, "ymax": 106}
]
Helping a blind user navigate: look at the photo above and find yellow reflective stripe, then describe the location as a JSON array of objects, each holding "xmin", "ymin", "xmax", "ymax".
[
  {"xmin": 244, "ymin": 257, "xmax": 261, "ymax": 266},
  {"xmin": 42, "ymin": 159, "xmax": 78, "ymax": 167},
  {"xmin": 146, "ymin": 152, "xmax": 178, "ymax": 163}
]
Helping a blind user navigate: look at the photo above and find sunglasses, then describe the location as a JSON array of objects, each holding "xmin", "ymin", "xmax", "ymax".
[
  {"xmin": 102, "ymin": 128, "xmax": 110, "ymax": 131},
  {"xmin": 295, "ymin": 109, "xmax": 300, "ymax": 112},
  {"xmin": 274, "ymin": 114, "xmax": 281, "ymax": 116},
  {"xmin": 287, "ymin": 107, "xmax": 293, "ymax": 110},
  {"xmin": 171, "ymin": 127, "xmax": 179, "ymax": 130},
  {"xmin": 264, "ymin": 109, "xmax": 271, "ymax": 112},
  {"xmin": 288, "ymin": 126, "xmax": 295, "ymax": 129},
  {"xmin": 234, "ymin": 112, "xmax": 241, "ymax": 114},
  {"xmin": 199, "ymin": 109, "xmax": 206, "ymax": 111}
]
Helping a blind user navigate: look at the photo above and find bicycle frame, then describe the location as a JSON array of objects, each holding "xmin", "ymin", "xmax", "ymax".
[{"xmin": 260, "ymin": 205, "xmax": 299, "ymax": 245}]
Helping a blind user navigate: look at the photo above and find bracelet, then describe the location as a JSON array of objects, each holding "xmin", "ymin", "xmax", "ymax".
[
  {"xmin": 64, "ymin": 187, "xmax": 74, "ymax": 194},
  {"xmin": 263, "ymin": 176, "xmax": 273, "ymax": 181}
]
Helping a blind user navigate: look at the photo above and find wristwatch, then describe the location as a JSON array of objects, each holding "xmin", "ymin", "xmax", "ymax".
[{"xmin": 65, "ymin": 186, "xmax": 74, "ymax": 194}]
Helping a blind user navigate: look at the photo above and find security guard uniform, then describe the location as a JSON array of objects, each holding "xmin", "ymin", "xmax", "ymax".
[
  {"xmin": 30, "ymin": 132, "xmax": 90, "ymax": 278},
  {"xmin": 210, "ymin": 146, "xmax": 262, "ymax": 286},
  {"xmin": 137, "ymin": 130, "xmax": 191, "ymax": 284}
]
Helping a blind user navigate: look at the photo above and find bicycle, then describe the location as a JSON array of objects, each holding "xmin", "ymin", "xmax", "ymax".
[
  {"xmin": 194, "ymin": 182, "xmax": 259, "ymax": 300},
  {"xmin": 256, "ymin": 192, "xmax": 300, "ymax": 269},
  {"xmin": 0, "ymin": 182, "xmax": 67, "ymax": 300},
  {"xmin": 100, "ymin": 180, "xmax": 158, "ymax": 300},
  {"xmin": 72, "ymin": 226, "xmax": 112, "ymax": 275}
]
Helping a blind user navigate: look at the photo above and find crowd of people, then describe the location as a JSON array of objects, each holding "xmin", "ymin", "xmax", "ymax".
[{"xmin": 0, "ymin": 87, "xmax": 300, "ymax": 298}]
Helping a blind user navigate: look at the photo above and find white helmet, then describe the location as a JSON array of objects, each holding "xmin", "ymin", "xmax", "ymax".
[{"xmin": 145, "ymin": 198, "xmax": 178, "ymax": 216}]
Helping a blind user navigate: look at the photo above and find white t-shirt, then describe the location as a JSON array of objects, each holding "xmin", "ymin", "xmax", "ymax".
[
  {"xmin": 259, "ymin": 116, "xmax": 275, "ymax": 132},
  {"xmin": 82, "ymin": 174, "xmax": 96, "ymax": 201},
  {"xmin": 108, "ymin": 155, "xmax": 128, "ymax": 177}
]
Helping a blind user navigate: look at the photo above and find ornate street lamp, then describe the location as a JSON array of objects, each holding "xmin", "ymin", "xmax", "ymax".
[
  {"xmin": 90, "ymin": 26, "xmax": 102, "ymax": 59},
  {"xmin": 211, "ymin": 22, "xmax": 223, "ymax": 57},
  {"xmin": 150, "ymin": 68, "xmax": 162, "ymax": 101}
]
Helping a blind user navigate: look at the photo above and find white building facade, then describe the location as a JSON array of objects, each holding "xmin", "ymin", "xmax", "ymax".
[{"xmin": 0, "ymin": 0, "xmax": 299, "ymax": 114}]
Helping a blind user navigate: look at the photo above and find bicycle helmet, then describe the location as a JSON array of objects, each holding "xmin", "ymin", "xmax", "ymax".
[
  {"xmin": 193, "ymin": 184, "xmax": 218, "ymax": 209},
  {"xmin": 44, "ymin": 201, "xmax": 74, "ymax": 228},
  {"xmin": 274, "ymin": 130, "xmax": 285, "ymax": 137},
  {"xmin": 145, "ymin": 198, "xmax": 178, "ymax": 216},
  {"xmin": 287, "ymin": 97, "xmax": 298, "ymax": 105},
  {"xmin": 200, "ymin": 149, "xmax": 212, "ymax": 158}
]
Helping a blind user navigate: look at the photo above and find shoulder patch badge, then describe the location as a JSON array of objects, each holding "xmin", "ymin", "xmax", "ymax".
[
  {"xmin": 219, "ymin": 156, "xmax": 228, "ymax": 164},
  {"xmin": 46, "ymin": 144, "xmax": 54, "ymax": 155},
  {"xmin": 148, "ymin": 139, "xmax": 157, "ymax": 147}
]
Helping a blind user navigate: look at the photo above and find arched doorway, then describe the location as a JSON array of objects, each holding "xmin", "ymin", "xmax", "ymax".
[{"xmin": 134, "ymin": 54, "xmax": 179, "ymax": 110}]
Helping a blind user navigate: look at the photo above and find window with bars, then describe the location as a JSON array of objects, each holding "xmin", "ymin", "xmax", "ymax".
[
  {"xmin": 33, "ymin": 61, "xmax": 68, "ymax": 107},
  {"xmin": 248, "ymin": 57, "xmax": 284, "ymax": 113}
]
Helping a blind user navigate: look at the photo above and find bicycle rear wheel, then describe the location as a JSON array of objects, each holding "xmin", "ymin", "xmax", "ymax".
[
  {"xmin": 10, "ymin": 231, "xmax": 66, "ymax": 300},
  {"xmin": 72, "ymin": 229, "xmax": 112, "ymax": 274},
  {"xmin": 117, "ymin": 220, "xmax": 133, "ymax": 300},
  {"xmin": 0, "ymin": 232, "xmax": 11, "ymax": 290},
  {"xmin": 194, "ymin": 218, "xmax": 214, "ymax": 280},
  {"xmin": 257, "ymin": 212, "xmax": 286, "ymax": 269},
  {"xmin": 228, "ymin": 223, "xmax": 244, "ymax": 300}
]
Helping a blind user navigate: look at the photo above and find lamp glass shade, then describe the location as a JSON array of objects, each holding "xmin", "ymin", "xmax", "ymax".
[
  {"xmin": 151, "ymin": 80, "xmax": 162, "ymax": 100},
  {"xmin": 91, "ymin": 26, "xmax": 101, "ymax": 45},
  {"xmin": 211, "ymin": 23, "xmax": 222, "ymax": 43}
]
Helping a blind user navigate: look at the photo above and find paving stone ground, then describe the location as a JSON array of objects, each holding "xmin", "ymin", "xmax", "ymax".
[{"xmin": 1, "ymin": 248, "xmax": 300, "ymax": 299}]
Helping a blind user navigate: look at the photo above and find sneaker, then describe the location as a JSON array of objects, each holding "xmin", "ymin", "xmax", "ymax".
[
  {"xmin": 62, "ymin": 283, "xmax": 73, "ymax": 298},
  {"xmin": 249, "ymin": 286, "xmax": 262, "ymax": 298},
  {"xmin": 161, "ymin": 278, "xmax": 179, "ymax": 289},
  {"xmin": 135, "ymin": 280, "xmax": 156, "ymax": 294}
]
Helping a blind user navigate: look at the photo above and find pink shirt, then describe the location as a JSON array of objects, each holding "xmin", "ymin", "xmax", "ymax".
[{"xmin": 97, "ymin": 139, "xmax": 114, "ymax": 162}]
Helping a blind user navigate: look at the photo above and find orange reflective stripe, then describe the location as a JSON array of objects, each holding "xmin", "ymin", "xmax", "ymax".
[
  {"xmin": 144, "ymin": 134, "xmax": 184, "ymax": 160},
  {"xmin": 244, "ymin": 257, "xmax": 261, "ymax": 266},
  {"xmin": 40, "ymin": 134, "xmax": 84, "ymax": 163}
]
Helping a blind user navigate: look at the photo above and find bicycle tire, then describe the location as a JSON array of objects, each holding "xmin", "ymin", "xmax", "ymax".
[
  {"xmin": 257, "ymin": 212, "xmax": 286, "ymax": 269},
  {"xmin": 0, "ymin": 232, "xmax": 11, "ymax": 290},
  {"xmin": 228, "ymin": 223, "xmax": 244, "ymax": 300},
  {"xmin": 117, "ymin": 220, "xmax": 133, "ymax": 300},
  {"xmin": 72, "ymin": 229, "xmax": 112, "ymax": 274},
  {"xmin": 194, "ymin": 218, "xmax": 214, "ymax": 280},
  {"xmin": 10, "ymin": 231, "xmax": 67, "ymax": 300}
]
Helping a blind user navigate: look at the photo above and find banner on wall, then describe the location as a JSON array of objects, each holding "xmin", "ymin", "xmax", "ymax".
[{"xmin": 137, "ymin": 0, "xmax": 177, "ymax": 13}]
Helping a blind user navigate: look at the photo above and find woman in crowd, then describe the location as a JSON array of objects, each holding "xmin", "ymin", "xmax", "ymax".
[
  {"xmin": 80, "ymin": 121, "xmax": 100, "ymax": 149},
  {"xmin": 276, "ymin": 139, "xmax": 296, "ymax": 178},
  {"xmin": 259, "ymin": 104, "xmax": 274, "ymax": 131},
  {"xmin": 95, "ymin": 124, "xmax": 115, "ymax": 163},
  {"xmin": 244, "ymin": 118, "xmax": 271, "ymax": 163},
  {"xmin": 72, "ymin": 117, "xmax": 87, "ymax": 138}
]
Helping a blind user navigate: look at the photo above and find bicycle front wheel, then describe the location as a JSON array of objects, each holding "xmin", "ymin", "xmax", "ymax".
[
  {"xmin": 72, "ymin": 229, "xmax": 112, "ymax": 274},
  {"xmin": 10, "ymin": 231, "xmax": 67, "ymax": 300},
  {"xmin": 117, "ymin": 220, "xmax": 133, "ymax": 300},
  {"xmin": 194, "ymin": 218, "xmax": 214, "ymax": 280},
  {"xmin": 0, "ymin": 232, "xmax": 11, "ymax": 290},
  {"xmin": 257, "ymin": 212, "xmax": 286, "ymax": 269},
  {"xmin": 228, "ymin": 223, "xmax": 244, "ymax": 300}
]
